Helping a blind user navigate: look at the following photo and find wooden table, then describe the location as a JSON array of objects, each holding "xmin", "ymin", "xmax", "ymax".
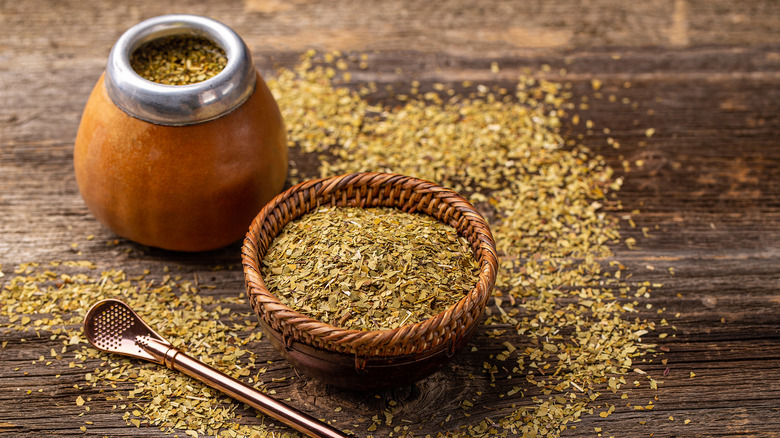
[{"xmin": 2, "ymin": 1, "xmax": 779, "ymax": 436}]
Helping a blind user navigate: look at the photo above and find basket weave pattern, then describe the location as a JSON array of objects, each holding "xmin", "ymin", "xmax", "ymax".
[{"xmin": 242, "ymin": 172, "xmax": 498, "ymax": 357}]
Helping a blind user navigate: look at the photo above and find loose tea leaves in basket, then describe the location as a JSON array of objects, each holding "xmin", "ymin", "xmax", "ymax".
[
  {"xmin": 260, "ymin": 206, "xmax": 480, "ymax": 331},
  {"xmin": 130, "ymin": 35, "xmax": 227, "ymax": 85}
]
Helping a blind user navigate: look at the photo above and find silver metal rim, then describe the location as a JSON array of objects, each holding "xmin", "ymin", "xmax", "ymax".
[{"xmin": 105, "ymin": 14, "xmax": 256, "ymax": 126}]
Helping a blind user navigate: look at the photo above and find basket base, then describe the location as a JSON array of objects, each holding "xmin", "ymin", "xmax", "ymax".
[{"xmin": 257, "ymin": 317, "xmax": 481, "ymax": 391}]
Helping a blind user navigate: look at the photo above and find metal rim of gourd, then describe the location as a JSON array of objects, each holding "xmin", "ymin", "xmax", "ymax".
[{"xmin": 105, "ymin": 14, "xmax": 257, "ymax": 126}]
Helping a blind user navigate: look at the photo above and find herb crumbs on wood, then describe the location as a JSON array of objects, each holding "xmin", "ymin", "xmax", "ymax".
[
  {"xmin": 270, "ymin": 51, "xmax": 667, "ymax": 436},
  {"xmin": 0, "ymin": 262, "xmax": 276, "ymax": 437},
  {"xmin": 260, "ymin": 207, "xmax": 479, "ymax": 330},
  {"xmin": 1, "ymin": 51, "xmax": 670, "ymax": 438}
]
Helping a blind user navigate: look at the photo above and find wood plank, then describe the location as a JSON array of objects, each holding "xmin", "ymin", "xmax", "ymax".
[{"xmin": 2, "ymin": 0, "xmax": 779, "ymax": 437}]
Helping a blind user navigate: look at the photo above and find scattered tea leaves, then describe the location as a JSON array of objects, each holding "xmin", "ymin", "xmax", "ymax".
[
  {"xmin": 2, "ymin": 50, "xmax": 668, "ymax": 437},
  {"xmin": 270, "ymin": 51, "xmax": 665, "ymax": 436},
  {"xmin": 0, "ymin": 262, "xmax": 275, "ymax": 436}
]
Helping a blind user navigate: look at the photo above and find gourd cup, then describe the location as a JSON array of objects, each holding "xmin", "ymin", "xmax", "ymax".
[{"xmin": 74, "ymin": 14, "xmax": 288, "ymax": 251}]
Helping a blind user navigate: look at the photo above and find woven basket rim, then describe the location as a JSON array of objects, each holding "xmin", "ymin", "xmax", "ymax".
[{"xmin": 242, "ymin": 172, "xmax": 498, "ymax": 357}]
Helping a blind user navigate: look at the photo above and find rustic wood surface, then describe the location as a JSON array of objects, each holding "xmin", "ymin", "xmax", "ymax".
[{"xmin": 2, "ymin": 0, "xmax": 779, "ymax": 437}]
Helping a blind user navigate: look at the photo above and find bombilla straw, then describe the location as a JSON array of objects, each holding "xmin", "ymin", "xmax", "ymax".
[{"xmin": 83, "ymin": 299, "xmax": 349, "ymax": 438}]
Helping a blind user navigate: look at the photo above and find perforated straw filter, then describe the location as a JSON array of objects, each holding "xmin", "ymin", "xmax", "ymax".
[
  {"xmin": 84, "ymin": 299, "xmax": 168, "ymax": 363},
  {"xmin": 91, "ymin": 303, "xmax": 133, "ymax": 349}
]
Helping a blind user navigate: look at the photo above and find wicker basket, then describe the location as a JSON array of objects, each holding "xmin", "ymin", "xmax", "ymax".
[{"xmin": 242, "ymin": 172, "xmax": 498, "ymax": 389}]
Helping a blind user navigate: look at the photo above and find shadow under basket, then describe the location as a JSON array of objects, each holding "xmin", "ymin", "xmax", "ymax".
[{"xmin": 242, "ymin": 172, "xmax": 498, "ymax": 390}]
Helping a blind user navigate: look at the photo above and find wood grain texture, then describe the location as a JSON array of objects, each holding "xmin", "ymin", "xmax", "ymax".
[{"xmin": 2, "ymin": 0, "xmax": 779, "ymax": 437}]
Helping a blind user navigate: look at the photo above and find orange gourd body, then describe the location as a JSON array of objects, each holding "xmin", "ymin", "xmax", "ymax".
[{"xmin": 74, "ymin": 73, "xmax": 287, "ymax": 251}]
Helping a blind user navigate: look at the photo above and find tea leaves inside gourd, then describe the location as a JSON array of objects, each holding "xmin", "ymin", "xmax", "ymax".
[{"xmin": 130, "ymin": 35, "xmax": 227, "ymax": 85}]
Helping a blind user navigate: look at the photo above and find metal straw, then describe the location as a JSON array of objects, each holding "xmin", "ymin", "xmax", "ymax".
[{"xmin": 83, "ymin": 298, "xmax": 348, "ymax": 438}]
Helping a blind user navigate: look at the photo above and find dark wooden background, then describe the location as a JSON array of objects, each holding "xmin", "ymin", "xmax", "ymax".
[{"xmin": 2, "ymin": 0, "xmax": 779, "ymax": 436}]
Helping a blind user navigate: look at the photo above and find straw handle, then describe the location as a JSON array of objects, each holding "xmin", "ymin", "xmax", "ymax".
[{"xmin": 140, "ymin": 338, "xmax": 348, "ymax": 438}]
